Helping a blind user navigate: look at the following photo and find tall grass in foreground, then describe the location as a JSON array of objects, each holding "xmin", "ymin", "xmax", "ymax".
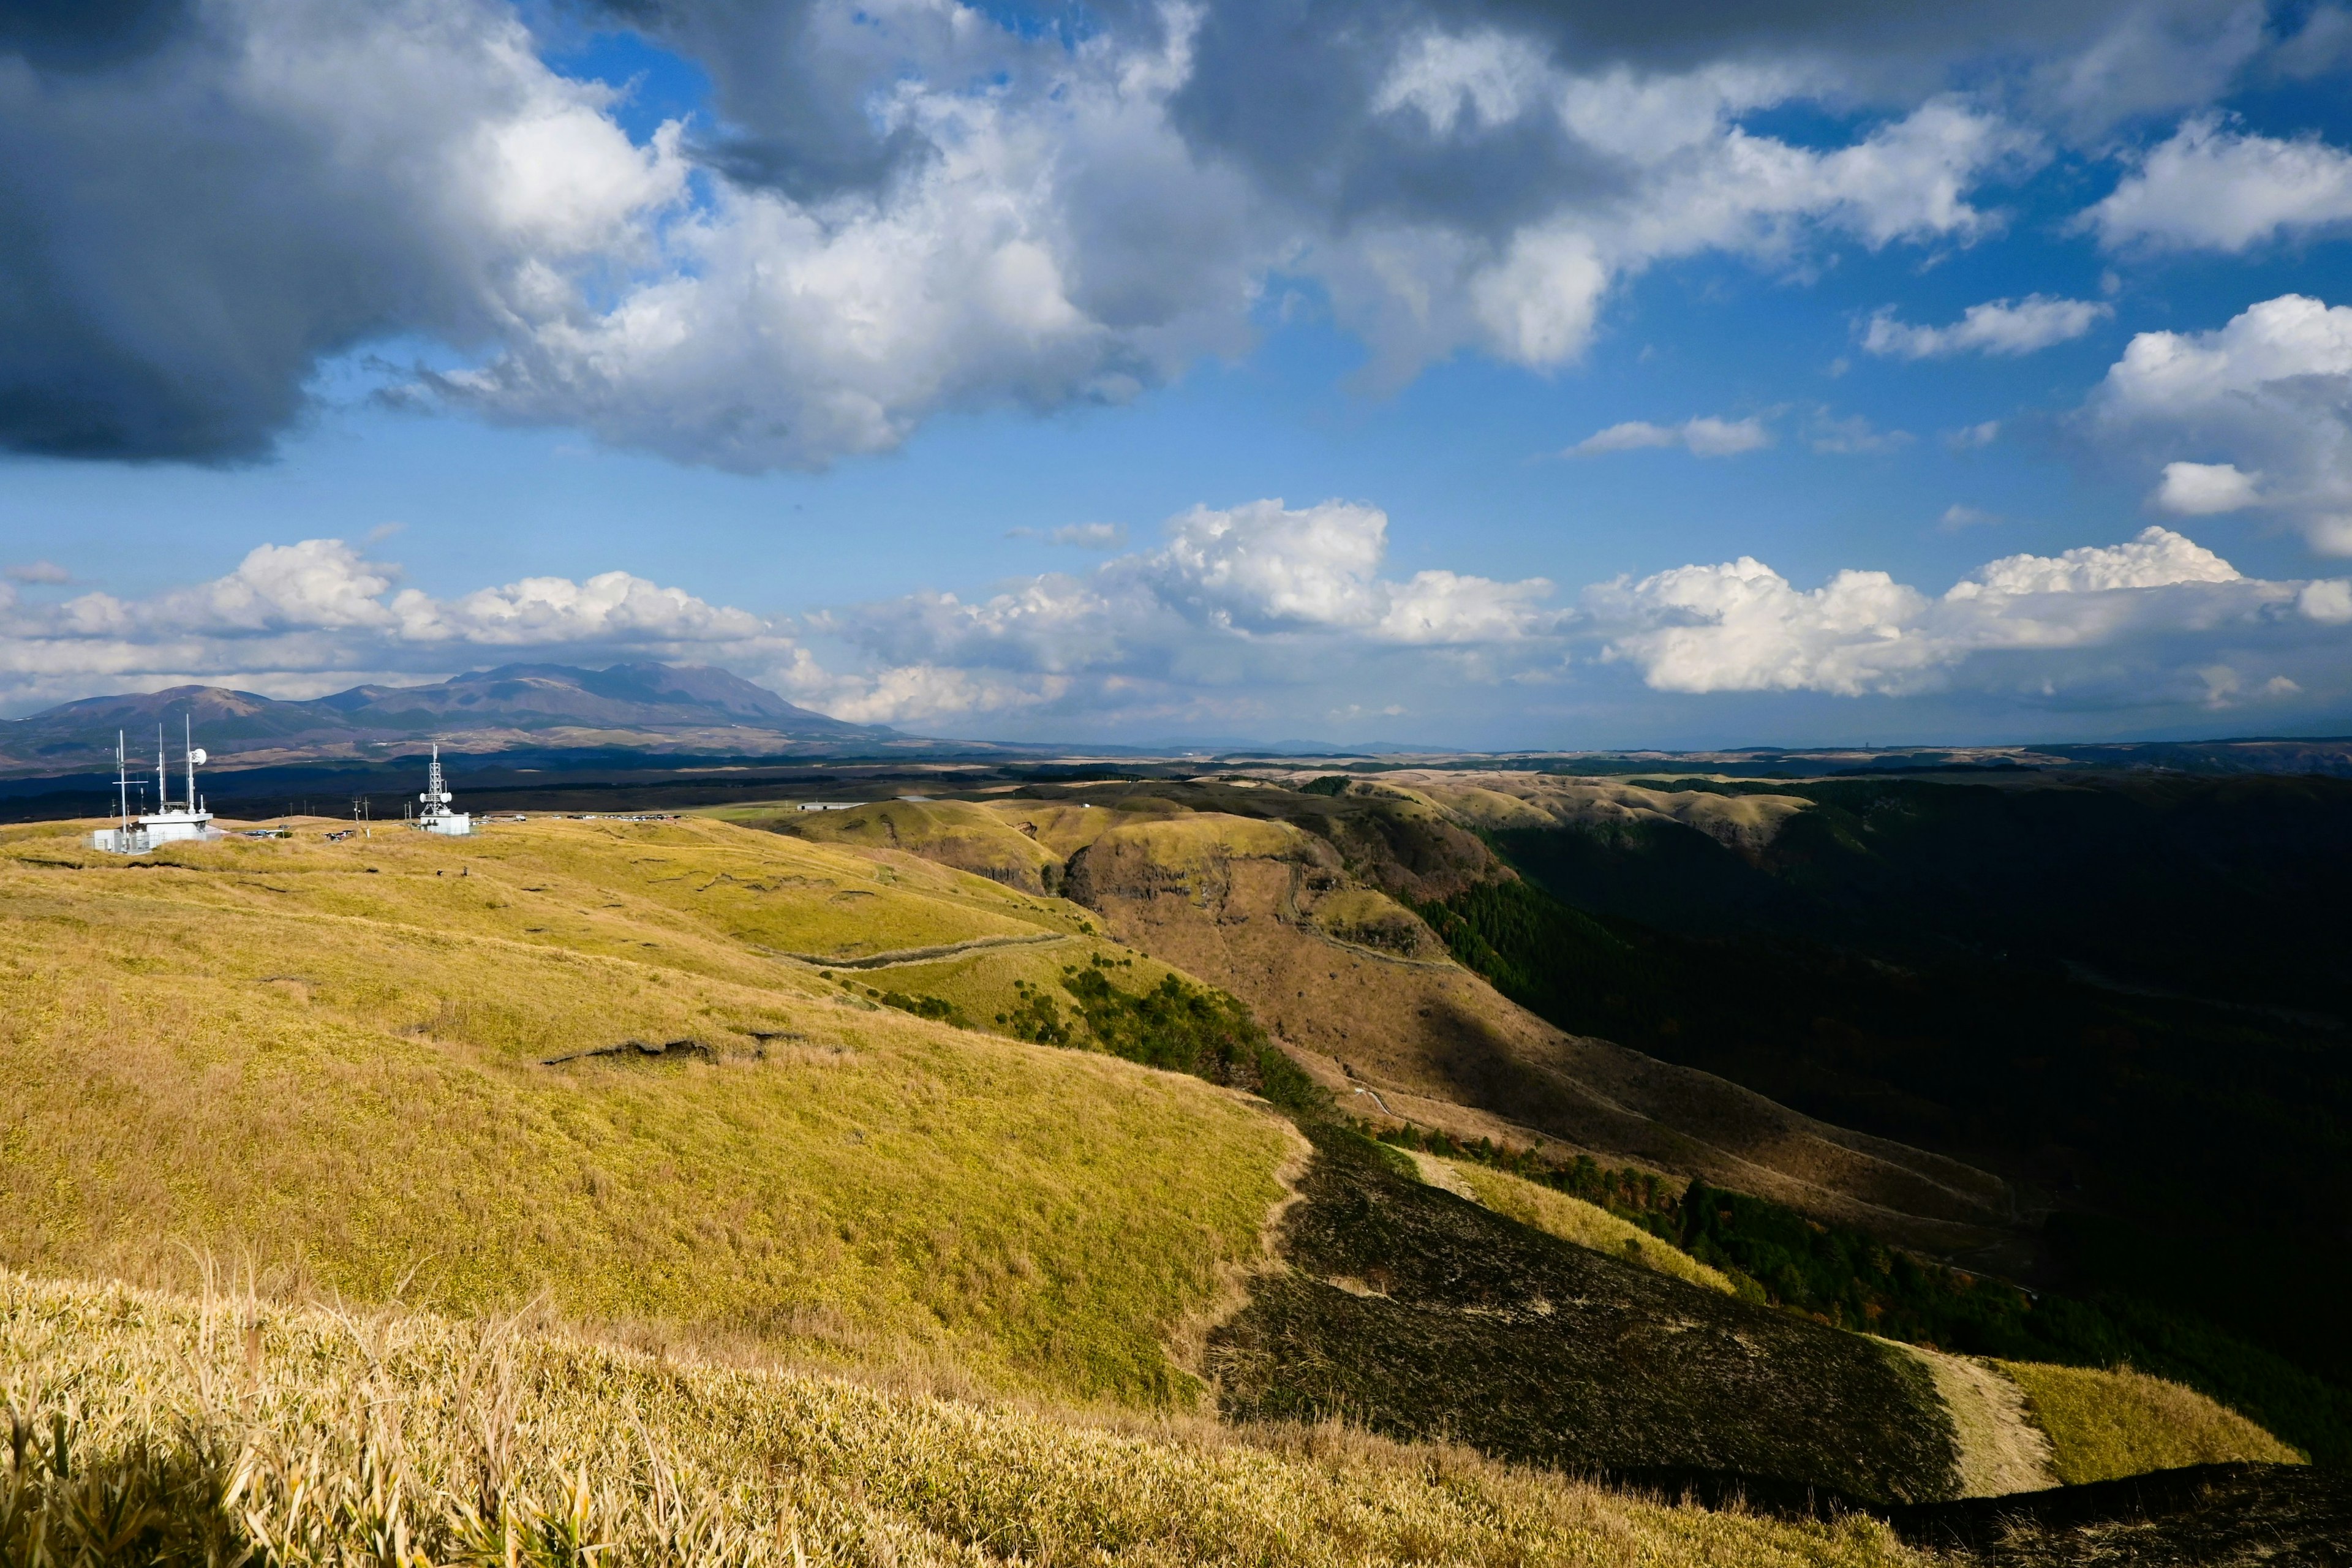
[{"xmin": 2, "ymin": 1270, "xmax": 1920, "ymax": 1568}]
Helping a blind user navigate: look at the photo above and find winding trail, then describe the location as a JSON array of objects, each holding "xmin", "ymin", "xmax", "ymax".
[{"xmin": 774, "ymin": 930, "xmax": 1074, "ymax": 970}]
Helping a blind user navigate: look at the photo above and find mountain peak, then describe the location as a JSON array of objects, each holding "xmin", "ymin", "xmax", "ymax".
[{"xmin": 1, "ymin": 662, "xmax": 889, "ymax": 775}]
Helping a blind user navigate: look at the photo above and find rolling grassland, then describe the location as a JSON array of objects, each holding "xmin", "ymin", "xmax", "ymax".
[
  {"xmin": 1996, "ymin": 1363, "xmax": 2306, "ymax": 1485},
  {"xmin": 775, "ymin": 793, "xmax": 2015, "ymax": 1251},
  {"xmin": 4, "ymin": 800, "xmax": 2326, "ymax": 1564},
  {"xmin": 0, "ymin": 816, "xmax": 1292, "ymax": 1405},
  {"xmin": 1, "ymin": 1269, "xmax": 1925, "ymax": 1568}
]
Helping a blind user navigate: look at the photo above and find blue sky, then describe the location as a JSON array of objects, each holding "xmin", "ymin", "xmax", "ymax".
[{"xmin": 4, "ymin": 0, "xmax": 2352, "ymax": 747}]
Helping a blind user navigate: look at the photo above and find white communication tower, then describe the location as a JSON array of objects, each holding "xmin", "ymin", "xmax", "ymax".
[
  {"xmin": 89, "ymin": 730, "xmax": 154, "ymax": 854},
  {"xmin": 413, "ymin": 744, "xmax": 473, "ymax": 837}
]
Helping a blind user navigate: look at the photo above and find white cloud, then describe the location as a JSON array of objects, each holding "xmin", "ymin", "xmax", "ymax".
[
  {"xmin": 4, "ymin": 562, "xmax": 72, "ymax": 586},
  {"xmin": 798, "ymin": 498, "xmax": 1566, "ymax": 726},
  {"xmin": 1811, "ymin": 413, "xmax": 1913, "ymax": 454},
  {"xmin": 1569, "ymin": 415, "xmax": 1771, "ymax": 457},
  {"xmin": 2299, "ymin": 579, "xmax": 2352, "ymax": 624},
  {"xmin": 13, "ymin": 511, "xmax": 2352, "ymax": 734},
  {"xmin": 2089, "ymin": 293, "xmax": 2352, "ymax": 552},
  {"xmin": 1950, "ymin": 526, "xmax": 2241, "ymax": 595},
  {"xmin": 1594, "ymin": 526, "xmax": 2330, "ymax": 703},
  {"xmin": 1940, "ymin": 505, "xmax": 1999, "ymax": 530},
  {"xmin": 1049, "ymin": 523, "xmax": 1127, "ymax": 549},
  {"xmin": 1373, "ymin": 29, "xmax": 1551, "ymax": 137},
  {"xmin": 0, "ymin": 540, "xmax": 793, "ymax": 713},
  {"xmin": 1863, "ymin": 295, "xmax": 2111, "ymax": 358},
  {"xmin": 2, "ymin": 0, "xmax": 2086, "ymax": 470},
  {"xmin": 2153, "ymin": 460, "xmax": 2263, "ymax": 515},
  {"xmin": 2086, "ymin": 115, "xmax": 2352, "ymax": 252}
]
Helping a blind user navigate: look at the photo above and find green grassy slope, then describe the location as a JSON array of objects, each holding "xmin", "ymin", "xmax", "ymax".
[
  {"xmin": 1997, "ymin": 1363, "xmax": 2305, "ymax": 1485},
  {"xmin": 0, "ymin": 817, "xmax": 1292, "ymax": 1406}
]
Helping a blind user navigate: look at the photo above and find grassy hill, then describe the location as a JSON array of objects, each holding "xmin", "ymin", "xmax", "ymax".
[
  {"xmin": 2, "ymin": 1269, "xmax": 1925, "ymax": 1568},
  {"xmin": 773, "ymin": 791, "xmax": 2018, "ymax": 1253},
  {"xmin": 4, "ymin": 796, "xmax": 2323, "ymax": 1553},
  {"xmin": 0, "ymin": 815, "xmax": 1294, "ymax": 1405}
]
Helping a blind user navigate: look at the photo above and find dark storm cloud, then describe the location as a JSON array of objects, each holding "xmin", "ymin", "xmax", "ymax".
[
  {"xmin": 0, "ymin": 9, "xmax": 500, "ymax": 462},
  {"xmin": 0, "ymin": 0, "xmax": 191, "ymax": 69},
  {"xmin": 0, "ymin": 0, "xmax": 2323, "ymax": 467}
]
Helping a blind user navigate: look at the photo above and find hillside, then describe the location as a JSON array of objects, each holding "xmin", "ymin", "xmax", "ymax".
[
  {"xmin": 0, "ymin": 813, "xmax": 1294, "ymax": 1404},
  {"xmin": 761, "ymin": 775, "xmax": 2352, "ymax": 1465},
  {"xmin": 2, "ymin": 797, "xmax": 2329, "ymax": 1557},
  {"xmin": 767, "ymin": 789, "xmax": 2018, "ymax": 1254},
  {"xmin": 4, "ymin": 1270, "xmax": 1928, "ymax": 1568}
]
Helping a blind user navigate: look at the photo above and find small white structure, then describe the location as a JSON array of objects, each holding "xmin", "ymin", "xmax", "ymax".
[
  {"xmin": 93, "ymin": 720, "xmax": 222, "ymax": 852},
  {"xmin": 797, "ymin": 801, "xmax": 863, "ymax": 812},
  {"xmin": 412, "ymin": 744, "xmax": 473, "ymax": 837},
  {"xmin": 89, "ymin": 729, "xmax": 153, "ymax": 854}
]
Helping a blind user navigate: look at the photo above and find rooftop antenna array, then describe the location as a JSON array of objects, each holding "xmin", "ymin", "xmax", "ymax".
[
  {"xmin": 90, "ymin": 730, "xmax": 153, "ymax": 854},
  {"xmin": 93, "ymin": 716, "xmax": 218, "ymax": 850}
]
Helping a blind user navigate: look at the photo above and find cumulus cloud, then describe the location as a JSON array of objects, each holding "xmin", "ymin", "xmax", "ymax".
[
  {"xmin": 0, "ymin": 0, "xmax": 2182, "ymax": 471},
  {"xmin": 1569, "ymin": 416, "xmax": 1771, "ymax": 457},
  {"xmin": 790, "ymin": 498, "xmax": 1569, "ymax": 728},
  {"xmin": 1863, "ymin": 295, "xmax": 2111, "ymax": 358},
  {"xmin": 5, "ymin": 562, "xmax": 72, "ymax": 586},
  {"xmin": 2153, "ymin": 460, "xmax": 2263, "ymax": 514},
  {"xmin": 12, "ymin": 508, "xmax": 2352, "ymax": 734},
  {"xmin": 0, "ymin": 539, "xmax": 791, "ymax": 712},
  {"xmin": 2089, "ymin": 293, "xmax": 2352, "ymax": 552},
  {"xmin": 2086, "ymin": 115, "xmax": 2352, "ymax": 251},
  {"xmin": 814, "ymin": 510, "xmax": 2351, "ymax": 729},
  {"xmin": 0, "ymin": 0, "xmax": 687, "ymax": 461},
  {"xmin": 1593, "ymin": 526, "xmax": 2332, "ymax": 707}
]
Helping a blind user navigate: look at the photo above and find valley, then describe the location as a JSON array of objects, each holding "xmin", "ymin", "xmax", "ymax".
[{"xmin": 4, "ymin": 747, "xmax": 2346, "ymax": 1564}]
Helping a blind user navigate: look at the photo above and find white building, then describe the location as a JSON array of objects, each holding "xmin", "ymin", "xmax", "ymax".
[
  {"xmin": 413, "ymin": 745, "xmax": 473, "ymax": 836},
  {"xmin": 93, "ymin": 721, "xmax": 221, "ymax": 853}
]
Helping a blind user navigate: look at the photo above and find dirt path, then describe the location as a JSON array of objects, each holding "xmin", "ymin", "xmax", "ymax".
[
  {"xmin": 775, "ymin": 931, "xmax": 1073, "ymax": 969},
  {"xmin": 1893, "ymin": 1343, "xmax": 2057, "ymax": 1498}
]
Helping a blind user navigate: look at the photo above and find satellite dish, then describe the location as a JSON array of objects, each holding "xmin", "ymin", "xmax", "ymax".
[{"xmin": 188, "ymin": 748, "xmax": 208, "ymax": 766}]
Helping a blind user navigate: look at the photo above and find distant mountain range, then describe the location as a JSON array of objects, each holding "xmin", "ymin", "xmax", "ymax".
[{"xmin": 0, "ymin": 663, "xmax": 912, "ymax": 775}]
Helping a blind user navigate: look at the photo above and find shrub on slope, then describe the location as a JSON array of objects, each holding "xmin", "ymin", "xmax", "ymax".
[{"xmin": 1, "ymin": 1270, "xmax": 1917, "ymax": 1568}]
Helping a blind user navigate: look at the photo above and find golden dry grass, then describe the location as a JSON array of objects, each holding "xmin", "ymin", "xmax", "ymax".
[
  {"xmin": 1996, "ymin": 1362, "xmax": 2306, "ymax": 1485},
  {"xmin": 2, "ymin": 1268, "xmax": 1926, "ymax": 1568},
  {"xmin": 725, "ymin": 799, "xmax": 1069, "ymax": 894},
  {"xmin": 1434, "ymin": 1159, "xmax": 1741, "ymax": 1295},
  {"xmin": 0, "ymin": 818, "xmax": 1291, "ymax": 1406}
]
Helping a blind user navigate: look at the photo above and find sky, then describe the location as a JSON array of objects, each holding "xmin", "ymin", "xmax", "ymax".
[{"xmin": 4, "ymin": 1, "xmax": 2352, "ymax": 748}]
